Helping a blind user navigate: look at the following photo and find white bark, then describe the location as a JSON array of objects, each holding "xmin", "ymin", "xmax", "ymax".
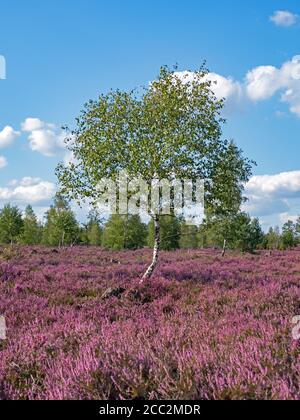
[
  {"xmin": 222, "ymin": 239, "xmax": 227, "ymax": 257},
  {"xmin": 141, "ymin": 215, "xmax": 160, "ymax": 282}
]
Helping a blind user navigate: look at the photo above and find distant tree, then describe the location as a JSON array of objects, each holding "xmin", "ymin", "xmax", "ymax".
[
  {"xmin": 19, "ymin": 205, "xmax": 42, "ymax": 245},
  {"xmin": 281, "ymin": 220, "xmax": 297, "ymax": 250},
  {"xmin": 264, "ymin": 226, "xmax": 281, "ymax": 251},
  {"xmin": 296, "ymin": 217, "xmax": 300, "ymax": 241},
  {"xmin": 246, "ymin": 217, "xmax": 264, "ymax": 252},
  {"xmin": 103, "ymin": 214, "xmax": 147, "ymax": 250},
  {"xmin": 57, "ymin": 65, "xmax": 253, "ymax": 280},
  {"xmin": 42, "ymin": 206, "xmax": 56, "ymax": 246},
  {"xmin": 83, "ymin": 209, "xmax": 103, "ymax": 246},
  {"xmin": 202, "ymin": 212, "xmax": 263, "ymax": 253},
  {"xmin": 102, "ymin": 215, "xmax": 125, "ymax": 250},
  {"xmin": 125, "ymin": 215, "xmax": 147, "ymax": 250},
  {"xmin": 179, "ymin": 222, "xmax": 199, "ymax": 249},
  {"xmin": 200, "ymin": 216, "xmax": 225, "ymax": 249},
  {"xmin": 43, "ymin": 195, "xmax": 80, "ymax": 246},
  {"xmin": 0, "ymin": 204, "xmax": 23, "ymax": 244}
]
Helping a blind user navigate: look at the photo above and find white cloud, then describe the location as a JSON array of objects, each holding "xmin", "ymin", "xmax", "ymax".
[
  {"xmin": 0, "ymin": 177, "xmax": 56, "ymax": 204},
  {"xmin": 246, "ymin": 66, "xmax": 281, "ymax": 101},
  {"xmin": 244, "ymin": 170, "xmax": 300, "ymax": 227},
  {"xmin": 174, "ymin": 56, "xmax": 300, "ymax": 117},
  {"xmin": 246, "ymin": 56, "xmax": 300, "ymax": 116},
  {"xmin": 211, "ymin": 73, "xmax": 242, "ymax": 100},
  {"xmin": 0, "ymin": 126, "xmax": 21, "ymax": 149},
  {"xmin": 21, "ymin": 117, "xmax": 66, "ymax": 157},
  {"xmin": 0, "ymin": 156, "xmax": 7, "ymax": 169},
  {"xmin": 279, "ymin": 212, "xmax": 299, "ymax": 224},
  {"xmin": 205, "ymin": 73, "xmax": 245, "ymax": 113},
  {"xmin": 21, "ymin": 117, "xmax": 46, "ymax": 132},
  {"xmin": 246, "ymin": 170, "xmax": 300, "ymax": 199},
  {"xmin": 175, "ymin": 56, "xmax": 300, "ymax": 118},
  {"xmin": 27, "ymin": 129, "xmax": 65, "ymax": 157},
  {"xmin": 270, "ymin": 10, "xmax": 298, "ymax": 27}
]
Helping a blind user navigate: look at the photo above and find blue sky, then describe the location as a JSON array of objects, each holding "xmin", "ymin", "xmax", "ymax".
[{"xmin": 1, "ymin": 0, "xmax": 300, "ymax": 228}]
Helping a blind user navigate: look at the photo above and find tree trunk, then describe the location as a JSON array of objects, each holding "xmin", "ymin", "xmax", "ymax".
[
  {"xmin": 141, "ymin": 215, "xmax": 160, "ymax": 282},
  {"xmin": 60, "ymin": 231, "xmax": 65, "ymax": 248},
  {"xmin": 221, "ymin": 239, "xmax": 227, "ymax": 257}
]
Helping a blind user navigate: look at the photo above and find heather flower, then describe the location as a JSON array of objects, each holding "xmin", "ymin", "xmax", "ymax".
[{"xmin": 0, "ymin": 247, "xmax": 299, "ymax": 400}]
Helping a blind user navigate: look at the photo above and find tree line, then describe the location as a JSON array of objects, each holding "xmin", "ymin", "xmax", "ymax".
[{"xmin": 0, "ymin": 196, "xmax": 299, "ymax": 252}]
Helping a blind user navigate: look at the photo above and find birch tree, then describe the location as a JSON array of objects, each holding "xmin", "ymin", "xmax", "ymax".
[{"xmin": 56, "ymin": 65, "xmax": 253, "ymax": 280}]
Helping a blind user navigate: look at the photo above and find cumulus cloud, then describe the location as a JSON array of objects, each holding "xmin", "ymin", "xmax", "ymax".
[
  {"xmin": 0, "ymin": 126, "xmax": 21, "ymax": 149},
  {"xmin": 246, "ymin": 170, "xmax": 300, "ymax": 199},
  {"xmin": 21, "ymin": 118, "xmax": 66, "ymax": 157},
  {"xmin": 244, "ymin": 170, "xmax": 300, "ymax": 224},
  {"xmin": 0, "ymin": 156, "xmax": 7, "ymax": 169},
  {"xmin": 0, "ymin": 177, "xmax": 56, "ymax": 204},
  {"xmin": 270, "ymin": 10, "xmax": 298, "ymax": 27},
  {"xmin": 246, "ymin": 56, "xmax": 300, "ymax": 116},
  {"xmin": 205, "ymin": 72, "xmax": 244, "ymax": 102},
  {"xmin": 21, "ymin": 117, "xmax": 46, "ymax": 132},
  {"xmin": 174, "ymin": 56, "xmax": 300, "ymax": 117},
  {"xmin": 246, "ymin": 66, "xmax": 281, "ymax": 101}
]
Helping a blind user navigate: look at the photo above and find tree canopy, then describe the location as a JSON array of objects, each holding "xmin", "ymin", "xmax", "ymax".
[{"xmin": 57, "ymin": 66, "xmax": 253, "ymax": 216}]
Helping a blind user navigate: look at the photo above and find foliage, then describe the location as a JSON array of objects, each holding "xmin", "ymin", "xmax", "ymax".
[
  {"xmin": 19, "ymin": 206, "xmax": 42, "ymax": 245},
  {"xmin": 148, "ymin": 215, "xmax": 181, "ymax": 251},
  {"xmin": 0, "ymin": 204, "xmax": 23, "ymax": 244},
  {"xmin": 102, "ymin": 214, "xmax": 147, "ymax": 250},
  {"xmin": 202, "ymin": 212, "xmax": 264, "ymax": 252},
  {"xmin": 179, "ymin": 222, "xmax": 199, "ymax": 249},
  {"xmin": 82, "ymin": 210, "xmax": 103, "ymax": 246},
  {"xmin": 281, "ymin": 220, "xmax": 298, "ymax": 250},
  {"xmin": 42, "ymin": 195, "xmax": 80, "ymax": 246},
  {"xmin": 263, "ymin": 226, "xmax": 281, "ymax": 251}
]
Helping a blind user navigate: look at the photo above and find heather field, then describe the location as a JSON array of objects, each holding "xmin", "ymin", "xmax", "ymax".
[{"xmin": 0, "ymin": 246, "xmax": 300, "ymax": 400}]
